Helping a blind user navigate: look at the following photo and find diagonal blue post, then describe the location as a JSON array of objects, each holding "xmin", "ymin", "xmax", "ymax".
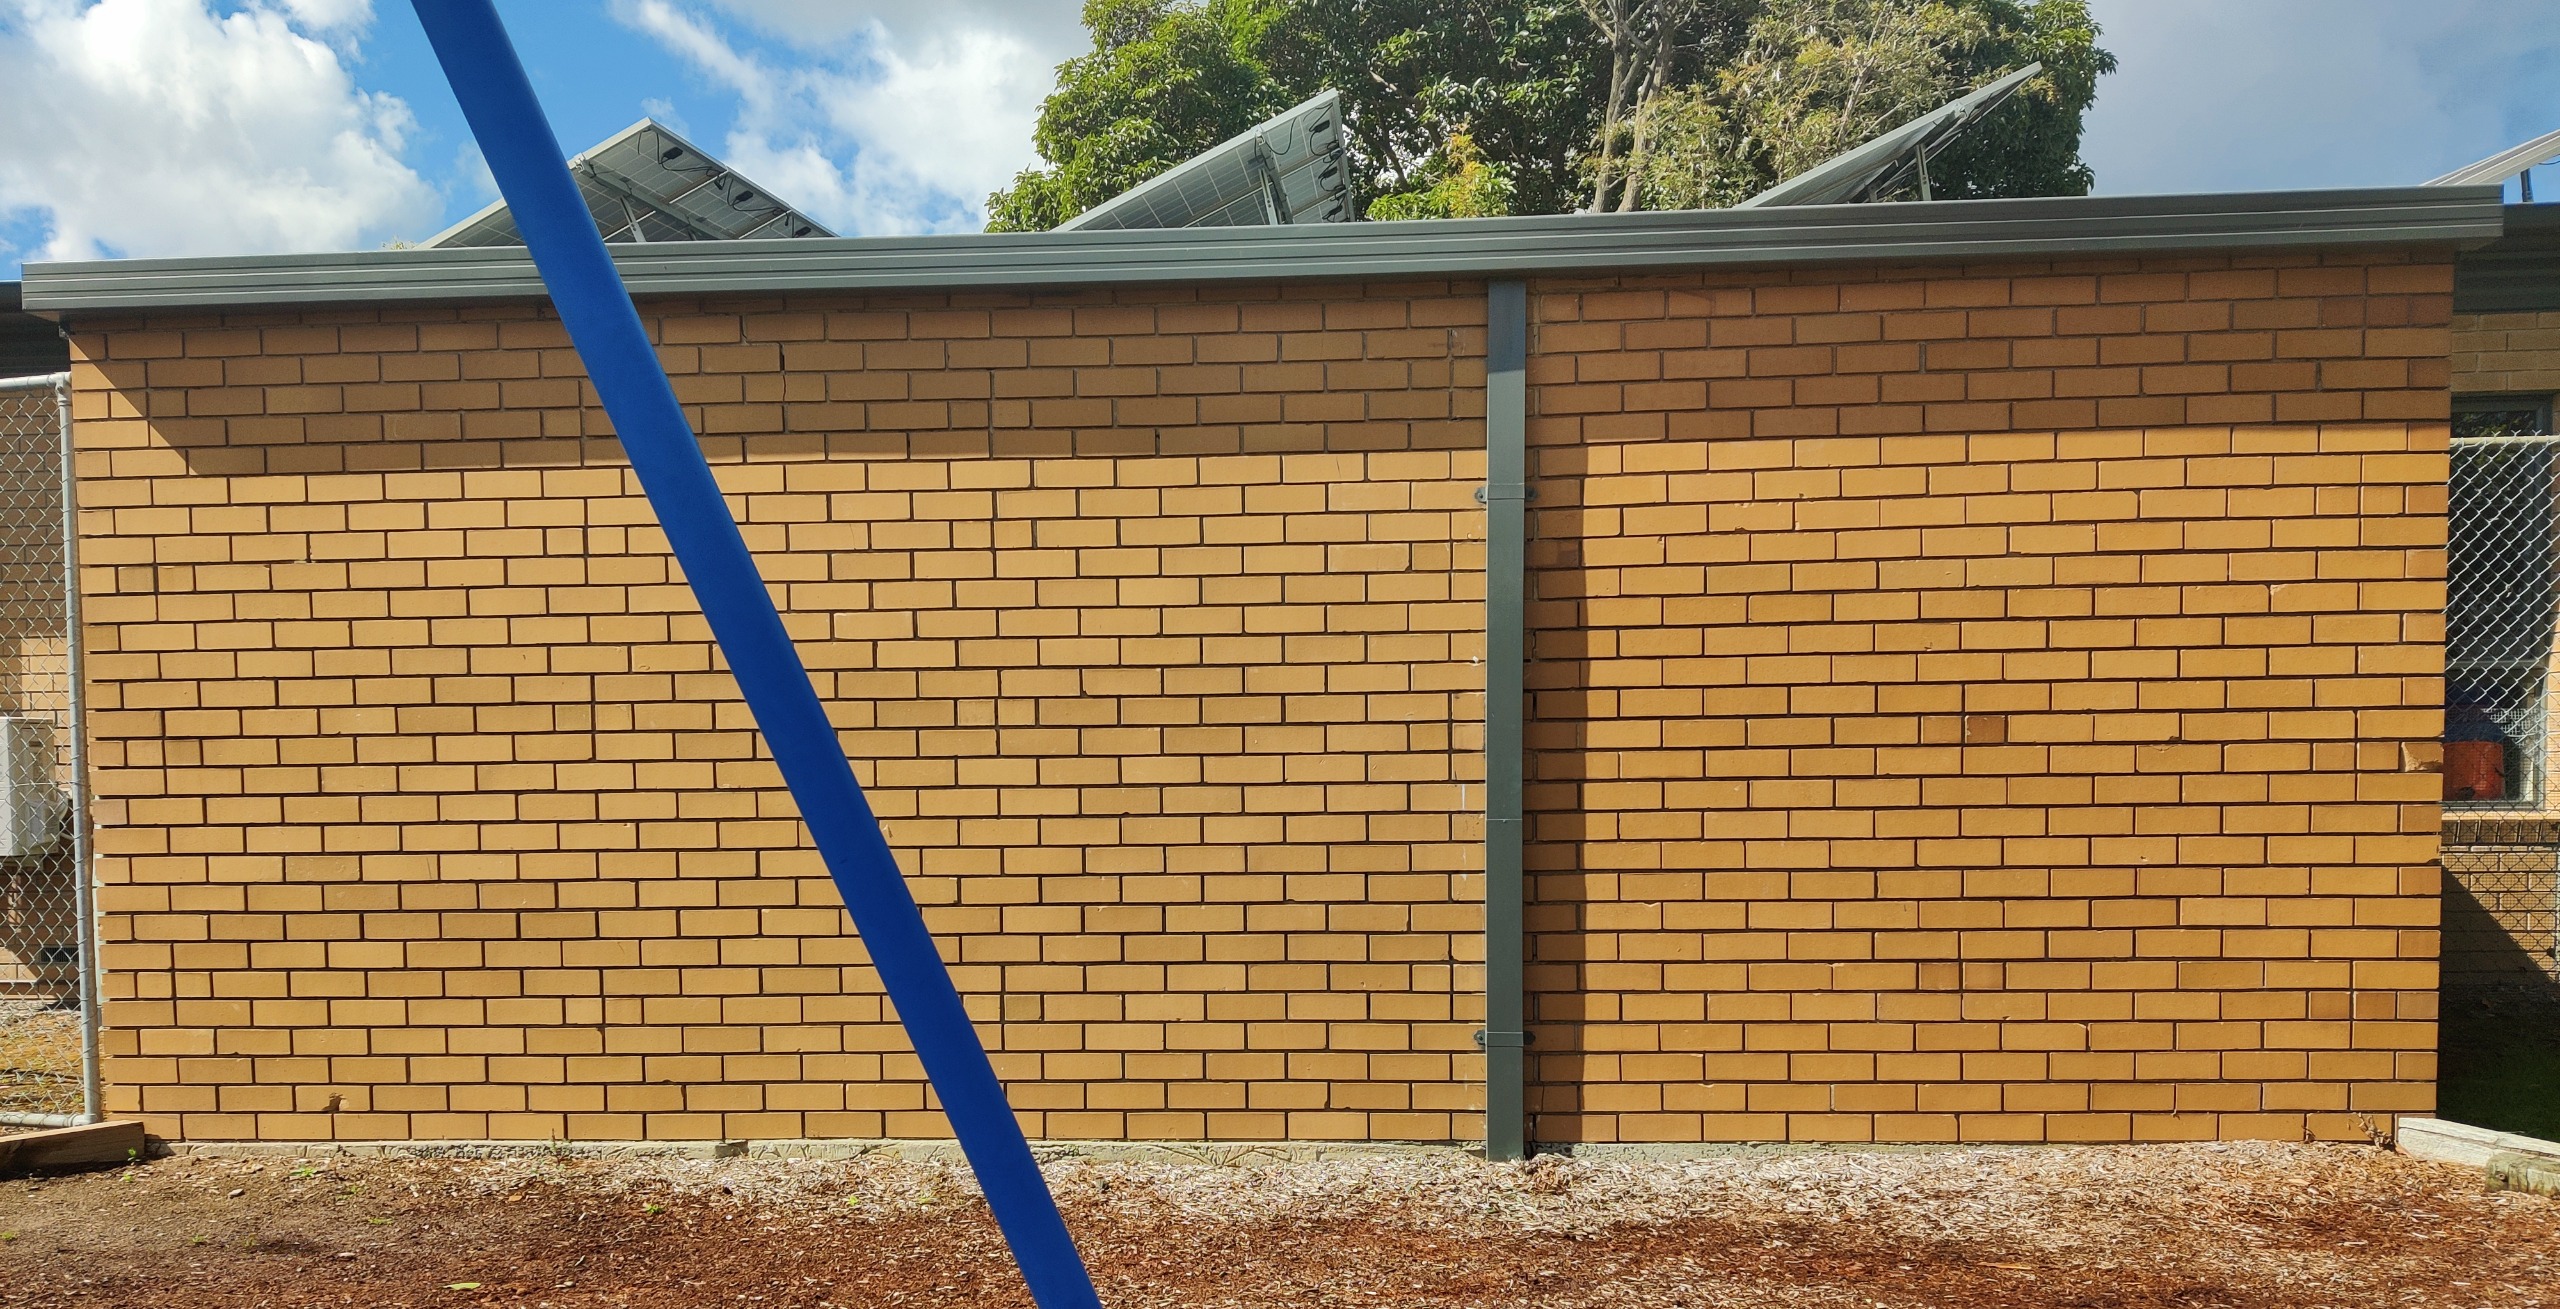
[{"xmin": 406, "ymin": 5, "xmax": 1103, "ymax": 1305}]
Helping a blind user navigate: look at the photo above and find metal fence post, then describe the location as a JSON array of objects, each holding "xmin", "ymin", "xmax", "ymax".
[{"xmin": 58, "ymin": 374, "xmax": 98, "ymax": 1124}]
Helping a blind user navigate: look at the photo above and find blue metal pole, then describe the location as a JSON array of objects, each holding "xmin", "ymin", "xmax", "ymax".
[{"xmin": 405, "ymin": 5, "xmax": 1103, "ymax": 1305}]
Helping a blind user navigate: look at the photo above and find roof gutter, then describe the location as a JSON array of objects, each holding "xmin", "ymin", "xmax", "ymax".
[{"xmin": 22, "ymin": 187, "xmax": 2503, "ymax": 315}]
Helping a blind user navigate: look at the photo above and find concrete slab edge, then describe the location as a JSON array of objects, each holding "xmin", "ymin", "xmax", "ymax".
[
  {"xmin": 168, "ymin": 1139, "xmax": 752, "ymax": 1161},
  {"xmin": 2487, "ymin": 1151, "xmax": 2560, "ymax": 1197},
  {"xmin": 1544, "ymin": 1140, "xmax": 2021, "ymax": 1161},
  {"xmin": 154, "ymin": 1137, "xmax": 2067, "ymax": 1165},
  {"xmin": 158, "ymin": 1138, "xmax": 1485, "ymax": 1165},
  {"xmin": 2396, "ymin": 1116, "xmax": 2560, "ymax": 1195}
]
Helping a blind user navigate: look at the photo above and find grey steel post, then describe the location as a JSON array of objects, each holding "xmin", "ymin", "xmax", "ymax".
[
  {"xmin": 57, "ymin": 372, "xmax": 99, "ymax": 1124},
  {"xmin": 1481, "ymin": 280, "xmax": 1528, "ymax": 1161}
]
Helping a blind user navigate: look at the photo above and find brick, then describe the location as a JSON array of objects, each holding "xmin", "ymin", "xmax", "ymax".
[{"xmin": 56, "ymin": 258, "xmax": 2450, "ymax": 1150}]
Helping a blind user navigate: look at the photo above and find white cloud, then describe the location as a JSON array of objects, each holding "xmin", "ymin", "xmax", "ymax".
[
  {"xmin": 706, "ymin": 0, "xmax": 1084, "ymax": 59},
  {"xmin": 638, "ymin": 96, "xmax": 694, "ymax": 138},
  {"xmin": 614, "ymin": 0, "xmax": 1079, "ymax": 235},
  {"xmin": 2082, "ymin": 0, "xmax": 2560, "ymax": 196},
  {"xmin": 0, "ymin": 0, "xmax": 435, "ymax": 262},
  {"xmin": 273, "ymin": 0, "xmax": 366, "ymax": 30}
]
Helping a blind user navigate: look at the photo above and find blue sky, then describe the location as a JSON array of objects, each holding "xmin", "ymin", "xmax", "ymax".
[{"xmin": 1, "ymin": 0, "xmax": 2557, "ymax": 279}]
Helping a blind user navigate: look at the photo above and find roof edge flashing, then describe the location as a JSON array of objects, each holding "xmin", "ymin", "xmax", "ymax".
[{"xmin": 24, "ymin": 185, "xmax": 2505, "ymax": 315}]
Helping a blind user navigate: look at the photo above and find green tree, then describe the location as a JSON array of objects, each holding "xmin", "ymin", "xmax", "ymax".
[
  {"xmin": 1696, "ymin": 0, "xmax": 2114, "ymax": 205},
  {"xmin": 1620, "ymin": 86, "xmax": 1758, "ymax": 210},
  {"xmin": 1366, "ymin": 133, "xmax": 1518, "ymax": 220},
  {"xmin": 1578, "ymin": 0, "xmax": 1759, "ymax": 211},
  {"xmin": 1719, "ymin": 0, "xmax": 1995, "ymax": 184},
  {"xmin": 1258, "ymin": 1, "xmax": 1610, "ymax": 217},
  {"xmin": 985, "ymin": 0, "xmax": 1284, "ymax": 233},
  {"xmin": 992, "ymin": 0, "xmax": 1611, "ymax": 228},
  {"xmin": 1919, "ymin": 0, "xmax": 2116, "ymax": 199},
  {"xmin": 989, "ymin": 0, "xmax": 2112, "ymax": 229}
]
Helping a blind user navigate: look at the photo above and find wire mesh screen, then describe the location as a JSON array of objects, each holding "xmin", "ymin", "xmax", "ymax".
[
  {"xmin": 2445, "ymin": 436, "xmax": 2560, "ymax": 810},
  {"xmin": 2444, "ymin": 430, "xmax": 2560, "ymax": 984},
  {"xmin": 0, "ymin": 374, "xmax": 88, "ymax": 1124}
]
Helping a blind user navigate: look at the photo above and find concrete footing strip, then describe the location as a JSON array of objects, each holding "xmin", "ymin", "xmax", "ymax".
[
  {"xmin": 164, "ymin": 1138, "xmax": 1484, "ymax": 1165},
  {"xmin": 2397, "ymin": 1117, "xmax": 2560, "ymax": 1195},
  {"xmin": 153, "ymin": 1137, "xmax": 2052, "ymax": 1165}
]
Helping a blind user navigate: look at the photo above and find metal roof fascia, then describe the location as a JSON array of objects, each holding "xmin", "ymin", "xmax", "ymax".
[{"xmin": 23, "ymin": 186, "xmax": 2506, "ymax": 314}]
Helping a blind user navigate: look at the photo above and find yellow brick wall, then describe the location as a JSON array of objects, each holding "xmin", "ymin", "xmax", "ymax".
[
  {"xmin": 1526, "ymin": 255, "xmax": 2450, "ymax": 1145},
  {"xmin": 72, "ymin": 285, "xmax": 1493, "ymax": 1143},
  {"xmin": 65, "ymin": 253, "xmax": 2452, "ymax": 1146}
]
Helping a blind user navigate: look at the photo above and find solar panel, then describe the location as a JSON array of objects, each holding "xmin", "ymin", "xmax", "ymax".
[
  {"xmin": 422, "ymin": 118, "xmax": 833, "ymax": 248},
  {"xmin": 1059, "ymin": 90, "xmax": 1352, "ymax": 232},
  {"xmin": 2430, "ymin": 126, "xmax": 2560, "ymax": 188},
  {"xmin": 1736, "ymin": 62, "xmax": 2043, "ymax": 209}
]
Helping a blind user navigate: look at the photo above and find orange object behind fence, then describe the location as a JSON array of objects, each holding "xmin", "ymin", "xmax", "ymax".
[{"xmin": 2445, "ymin": 740, "xmax": 2508, "ymax": 802}]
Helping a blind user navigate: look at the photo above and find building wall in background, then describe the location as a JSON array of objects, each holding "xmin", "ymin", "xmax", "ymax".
[
  {"xmin": 67, "ymin": 250, "xmax": 2451, "ymax": 1146},
  {"xmin": 2453, "ymin": 311, "xmax": 2560, "ymax": 397},
  {"xmin": 2444, "ymin": 310, "xmax": 2560, "ymax": 989}
]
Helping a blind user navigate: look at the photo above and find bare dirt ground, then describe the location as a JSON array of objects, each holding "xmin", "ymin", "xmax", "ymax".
[{"xmin": 0, "ymin": 1140, "xmax": 2550, "ymax": 1308}]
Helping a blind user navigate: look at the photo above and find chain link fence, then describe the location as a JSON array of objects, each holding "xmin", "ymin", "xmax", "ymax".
[
  {"xmin": 0, "ymin": 371, "xmax": 95, "ymax": 1129},
  {"xmin": 2444, "ymin": 425, "xmax": 2560, "ymax": 989},
  {"xmin": 2423, "ymin": 407, "xmax": 2560, "ymax": 1138}
]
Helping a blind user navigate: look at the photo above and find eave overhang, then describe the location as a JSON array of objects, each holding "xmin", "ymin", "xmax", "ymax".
[
  {"xmin": 2454, "ymin": 204, "xmax": 2560, "ymax": 314},
  {"xmin": 23, "ymin": 186, "xmax": 2505, "ymax": 316}
]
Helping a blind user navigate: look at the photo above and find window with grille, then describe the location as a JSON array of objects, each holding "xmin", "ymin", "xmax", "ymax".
[{"xmin": 2448, "ymin": 394, "xmax": 2560, "ymax": 810}]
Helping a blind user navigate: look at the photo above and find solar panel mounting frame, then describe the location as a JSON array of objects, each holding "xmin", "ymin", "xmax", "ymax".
[
  {"xmin": 1735, "ymin": 62, "xmax": 2044, "ymax": 210},
  {"xmin": 1057, "ymin": 90, "xmax": 1354, "ymax": 232},
  {"xmin": 422, "ymin": 117, "xmax": 833, "ymax": 249}
]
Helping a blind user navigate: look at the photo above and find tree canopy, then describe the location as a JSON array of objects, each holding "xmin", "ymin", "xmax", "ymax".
[{"xmin": 985, "ymin": 0, "xmax": 2114, "ymax": 231}]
